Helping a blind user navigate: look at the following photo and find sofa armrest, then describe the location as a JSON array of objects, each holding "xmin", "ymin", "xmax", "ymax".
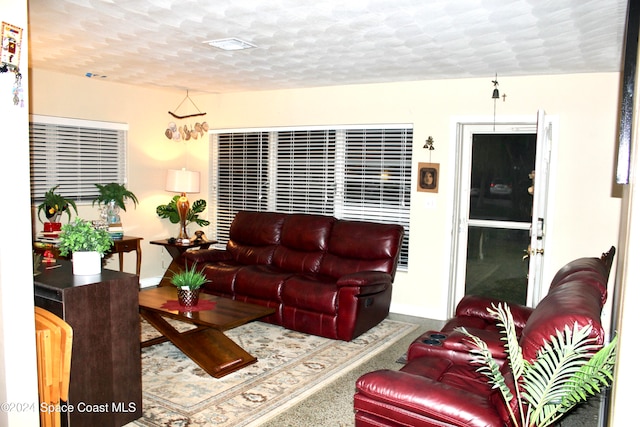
[
  {"xmin": 355, "ymin": 370, "xmax": 503, "ymax": 426},
  {"xmin": 407, "ymin": 329, "xmax": 508, "ymax": 362},
  {"xmin": 182, "ymin": 249, "xmax": 233, "ymax": 264},
  {"xmin": 455, "ymin": 295, "xmax": 533, "ymax": 330},
  {"xmin": 336, "ymin": 271, "xmax": 392, "ymax": 294}
]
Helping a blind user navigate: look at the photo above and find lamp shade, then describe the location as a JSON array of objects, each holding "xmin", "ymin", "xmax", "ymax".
[{"xmin": 165, "ymin": 169, "xmax": 200, "ymax": 193}]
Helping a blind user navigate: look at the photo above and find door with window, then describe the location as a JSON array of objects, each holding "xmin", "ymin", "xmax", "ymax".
[{"xmin": 450, "ymin": 112, "xmax": 553, "ymax": 311}]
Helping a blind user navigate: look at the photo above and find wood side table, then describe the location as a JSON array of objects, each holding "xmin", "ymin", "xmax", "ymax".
[
  {"xmin": 150, "ymin": 239, "xmax": 215, "ymax": 286},
  {"xmin": 34, "ymin": 236, "xmax": 143, "ymax": 277}
]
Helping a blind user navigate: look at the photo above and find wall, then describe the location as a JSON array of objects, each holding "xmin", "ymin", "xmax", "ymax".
[
  {"xmin": 30, "ymin": 70, "xmax": 622, "ymax": 320},
  {"xmin": 0, "ymin": 0, "xmax": 40, "ymax": 424}
]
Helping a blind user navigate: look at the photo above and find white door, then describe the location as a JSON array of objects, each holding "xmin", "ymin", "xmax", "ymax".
[{"xmin": 449, "ymin": 112, "xmax": 554, "ymax": 314}]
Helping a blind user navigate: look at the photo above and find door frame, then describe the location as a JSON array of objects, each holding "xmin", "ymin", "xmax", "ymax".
[{"xmin": 447, "ymin": 114, "xmax": 558, "ymax": 316}]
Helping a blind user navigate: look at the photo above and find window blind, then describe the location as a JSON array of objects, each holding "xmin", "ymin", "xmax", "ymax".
[
  {"xmin": 29, "ymin": 115, "xmax": 128, "ymax": 204},
  {"xmin": 275, "ymin": 130, "xmax": 336, "ymax": 215},
  {"xmin": 213, "ymin": 131, "xmax": 269, "ymax": 243},
  {"xmin": 211, "ymin": 125, "xmax": 412, "ymax": 268}
]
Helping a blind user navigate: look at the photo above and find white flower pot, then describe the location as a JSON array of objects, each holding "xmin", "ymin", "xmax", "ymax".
[{"xmin": 72, "ymin": 251, "xmax": 102, "ymax": 275}]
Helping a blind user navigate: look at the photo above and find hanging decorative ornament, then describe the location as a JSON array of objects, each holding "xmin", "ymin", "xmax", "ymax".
[
  {"xmin": 164, "ymin": 90, "xmax": 208, "ymax": 141},
  {"xmin": 492, "ymin": 74, "xmax": 500, "ymax": 131}
]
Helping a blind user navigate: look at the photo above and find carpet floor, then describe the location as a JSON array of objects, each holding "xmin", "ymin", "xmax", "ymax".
[
  {"xmin": 127, "ymin": 313, "xmax": 604, "ymax": 426},
  {"xmin": 126, "ymin": 316, "xmax": 417, "ymax": 426}
]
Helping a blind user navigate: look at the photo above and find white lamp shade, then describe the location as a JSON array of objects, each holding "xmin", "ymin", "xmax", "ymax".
[{"xmin": 165, "ymin": 169, "xmax": 200, "ymax": 193}]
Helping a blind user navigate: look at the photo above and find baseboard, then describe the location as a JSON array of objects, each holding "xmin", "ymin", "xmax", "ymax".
[{"xmin": 390, "ymin": 302, "xmax": 446, "ymax": 321}]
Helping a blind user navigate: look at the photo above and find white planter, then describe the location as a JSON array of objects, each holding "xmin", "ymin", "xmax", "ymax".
[{"xmin": 72, "ymin": 251, "xmax": 102, "ymax": 275}]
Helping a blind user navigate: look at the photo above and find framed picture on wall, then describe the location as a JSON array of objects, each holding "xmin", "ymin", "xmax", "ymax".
[{"xmin": 417, "ymin": 162, "xmax": 439, "ymax": 193}]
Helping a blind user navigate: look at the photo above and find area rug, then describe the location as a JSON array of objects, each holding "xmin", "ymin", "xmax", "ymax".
[{"xmin": 126, "ymin": 318, "xmax": 417, "ymax": 427}]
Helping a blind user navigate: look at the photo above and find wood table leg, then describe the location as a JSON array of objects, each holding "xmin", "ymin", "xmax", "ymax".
[{"xmin": 139, "ymin": 309, "xmax": 258, "ymax": 378}]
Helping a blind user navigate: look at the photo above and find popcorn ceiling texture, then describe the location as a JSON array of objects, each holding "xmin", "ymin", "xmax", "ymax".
[{"xmin": 28, "ymin": 0, "xmax": 627, "ymax": 94}]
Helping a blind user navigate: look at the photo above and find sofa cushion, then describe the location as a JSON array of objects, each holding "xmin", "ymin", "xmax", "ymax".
[
  {"xmin": 281, "ymin": 274, "xmax": 338, "ymax": 314},
  {"xmin": 227, "ymin": 211, "xmax": 286, "ymax": 265},
  {"xmin": 272, "ymin": 214, "xmax": 335, "ymax": 273},
  {"xmin": 234, "ymin": 265, "xmax": 292, "ymax": 301},
  {"xmin": 200, "ymin": 261, "xmax": 243, "ymax": 297},
  {"xmin": 319, "ymin": 220, "xmax": 404, "ymax": 279}
]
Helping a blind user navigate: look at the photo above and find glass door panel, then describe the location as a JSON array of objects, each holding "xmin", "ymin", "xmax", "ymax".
[
  {"xmin": 464, "ymin": 132, "xmax": 536, "ymax": 305},
  {"xmin": 465, "ymin": 226, "xmax": 529, "ymax": 305}
]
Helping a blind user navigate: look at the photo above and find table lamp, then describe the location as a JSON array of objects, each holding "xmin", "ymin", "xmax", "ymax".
[{"xmin": 165, "ymin": 168, "xmax": 200, "ymax": 240}]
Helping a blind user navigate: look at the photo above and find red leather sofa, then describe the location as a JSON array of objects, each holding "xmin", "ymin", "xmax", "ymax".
[
  {"xmin": 181, "ymin": 210, "xmax": 404, "ymax": 341},
  {"xmin": 353, "ymin": 247, "xmax": 615, "ymax": 426}
]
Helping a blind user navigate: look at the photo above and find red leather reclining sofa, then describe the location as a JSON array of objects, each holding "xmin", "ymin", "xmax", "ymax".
[
  {"xmin": 353, "ymin": 247, "xmax": 615, "ymax": 426},
  {"xmin": 181, "ymin": 210, "xmax": 404, "ymax": 341}
]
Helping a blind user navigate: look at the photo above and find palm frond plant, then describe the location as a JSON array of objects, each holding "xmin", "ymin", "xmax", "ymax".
[{"xmin": 458, "ymin": 303, "xmax": 617, "ymax": 427}]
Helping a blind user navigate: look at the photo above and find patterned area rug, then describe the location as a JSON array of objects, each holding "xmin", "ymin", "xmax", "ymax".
[{"xmin": 126, "ymin": 318, "xmax": 417, "ymax": 427}]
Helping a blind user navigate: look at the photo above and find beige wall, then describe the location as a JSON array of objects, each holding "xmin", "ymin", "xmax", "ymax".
[{"xmin": 30, "ymin": 69, "xmax": 622, "ymax": 320}]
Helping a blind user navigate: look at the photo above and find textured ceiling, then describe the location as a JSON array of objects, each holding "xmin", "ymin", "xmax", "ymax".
[{"xmin": 27, "ymin": 0, "xmax": 628, "ymax": 94}]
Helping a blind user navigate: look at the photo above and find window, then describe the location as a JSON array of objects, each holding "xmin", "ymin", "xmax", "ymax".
[
  {"xmin": 29, "ymin": 115, "xmax": 128, "ymax": 204},
  {"xmin": 211, "ymin": 125, "xmax": 412, "ymax": 268}
]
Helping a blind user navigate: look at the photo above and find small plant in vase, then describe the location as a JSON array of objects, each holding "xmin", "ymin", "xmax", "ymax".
[
  {"xmin": 58, "ymin": 218, "xmax": 113, "ymax": 275},
  {"xmin": 170, "ymin": 263, "xmax": 209, "ymax": 307},
  {"xmin": 93, "ymin": 182, "xmax": 139, "ymax": 226},
  {"xmin": 36, "ymin": 185, "xmax": 78, "ymax": 229}
]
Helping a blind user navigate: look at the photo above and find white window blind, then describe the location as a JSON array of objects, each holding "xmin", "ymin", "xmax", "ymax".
[
  {"xmin": 275, "ymin": 130, "xmax": 336, "ymax": 215},
  {"xmin": 212, "ymin": 131, "xmax": 269, "ymax": 243},
  {"xmin": 211, "ymin": 125, "xmax": 412, "ymax": 268},
  {"xmin": 30, "ymin": 115, "xmax": 128, "ymax": 204}
]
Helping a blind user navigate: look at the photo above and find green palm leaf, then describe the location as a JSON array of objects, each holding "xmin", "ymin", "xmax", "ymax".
[{"xmin": 458, "ymin": 304, "xmax": 617, "ymax": 427}]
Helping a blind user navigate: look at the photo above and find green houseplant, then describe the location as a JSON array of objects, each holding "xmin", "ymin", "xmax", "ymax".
[
  {"xmin": 156, "ymin": 196, "xmax": 210, "ymax": 233},
  {"xmin": 170, "ymin": 262, "xmax": 210, "ymax": 307},
  {"xmin": 58, "ymin": 218, "xmax": 113, "ymax": 275},
  {"xmin": 93, "ymin": 182, "xmax": 139, "ymax": 227},
  {"xmin": 458, "ymin": 303, "xmax": 617, "ymax": 427},
  {"xmin": 92, "ymin": 182, "xmax": 139, "ymax": 211},
  {"xmin": 36, "ymin": 185, "xmax": 78, "ymax": 223}
]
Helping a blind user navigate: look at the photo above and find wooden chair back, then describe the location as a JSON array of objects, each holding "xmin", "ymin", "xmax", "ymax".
[{"xmin": 35, "ymin": 307, "xmax": 73, "ymax": 427}]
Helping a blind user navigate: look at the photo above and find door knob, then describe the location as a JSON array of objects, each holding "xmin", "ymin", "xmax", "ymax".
[{"xmin": 523, "ymin": 245, "xmax": 544, "ymax": 261}]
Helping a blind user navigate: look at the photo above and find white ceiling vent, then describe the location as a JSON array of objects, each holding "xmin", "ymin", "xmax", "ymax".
[{"xmin": 204, "ymin": 37, "xmax": 256, "ymax": 51}]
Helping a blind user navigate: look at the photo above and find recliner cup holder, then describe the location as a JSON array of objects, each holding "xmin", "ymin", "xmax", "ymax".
[{"xmin": 421, "ymin": 333, "xmax": 447, "ymax": 345}]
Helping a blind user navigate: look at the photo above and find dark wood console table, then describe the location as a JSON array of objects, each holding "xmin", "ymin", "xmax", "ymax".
[
  {"xmin": 150, "ymin": 239, "xmax": 215, "ymax": 286},
  {"xmin": 34, "ymin": 261, "xmax": 142, "ymax": 426},
  {"xmin": 34, "ymin": 235, "xmax": 143, "ymax": 276}
]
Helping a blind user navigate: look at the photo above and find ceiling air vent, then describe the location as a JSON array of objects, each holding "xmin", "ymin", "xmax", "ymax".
[{"xmin": 203, "ymin": 37, "xmax": 256, "ymax": 51}]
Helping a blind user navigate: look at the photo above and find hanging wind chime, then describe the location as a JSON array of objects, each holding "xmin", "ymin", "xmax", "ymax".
[
  {"xmin": 165, "ymin": 91, "xmax": 209, "ymax": 141},
  {"xmin": 492, "ymin": 74, "xmax": 500, "ymax": 130}
]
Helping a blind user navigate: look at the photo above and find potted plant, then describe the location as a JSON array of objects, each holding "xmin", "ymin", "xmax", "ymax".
[
  {"xmin": 93, "ymin": 182, "xmax": 139, "ymax": 225},
  {"xmin": 458, "ymin": 303, "xmax": 617, "ymax": 427},
  {"xmin": 156, "ymin": 196, "xmax": 210, "ymax": 237},
  {"xmin": 58, "ymin": 218, "xmax": 113, "ymax": 275},
  {"xmin": 170, "ymin": 262, "xmax": 210, "ymax": 307},
  {"xmin": 36, "ymin": 185, "xmax": 78, "ymax": 228}
]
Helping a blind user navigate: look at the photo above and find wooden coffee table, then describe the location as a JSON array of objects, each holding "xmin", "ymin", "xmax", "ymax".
[{"xmin": 139, "ymin": 286, "xmax": 275, "ymax": 378}]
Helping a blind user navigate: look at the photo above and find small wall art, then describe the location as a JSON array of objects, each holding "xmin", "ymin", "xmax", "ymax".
[
  {"xmin": 417, "ymin": 162, "xmax": 439, "ymax": 193},
  {"xmin": 1, "ymin": 22, "xmax": 22, "ymax": 70}
]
